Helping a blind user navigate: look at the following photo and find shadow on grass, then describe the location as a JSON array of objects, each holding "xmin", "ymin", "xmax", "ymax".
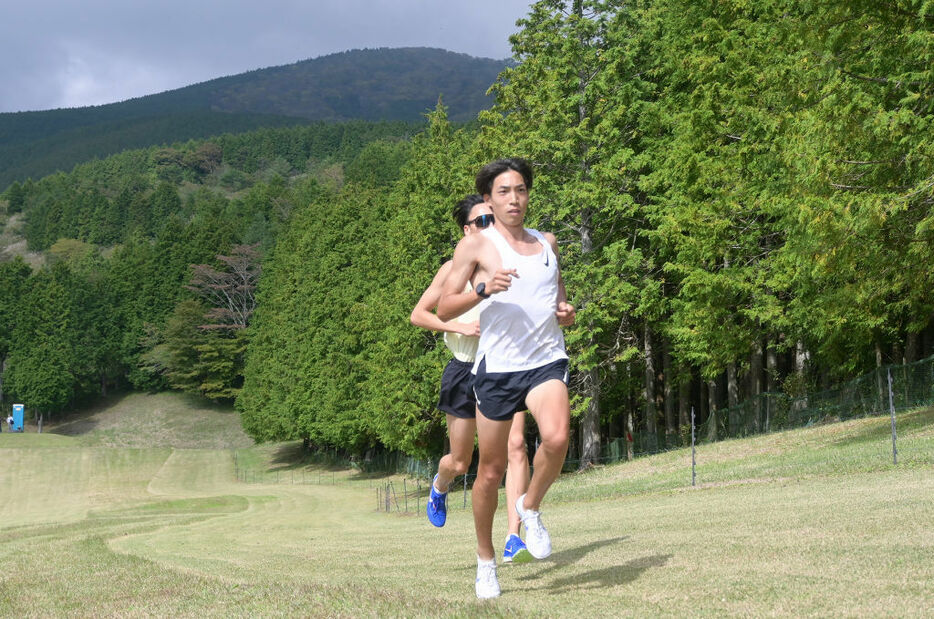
[
  {"xmin": 174, "ymin": 392, "xmax": 238, "ymax": 413},
  {"xmin": 266, "ymin": 442, "xmax": 396, "ymax": 481},
  {"xmin": 515, "ymin": 536, "xmax": 631, "ymax": 581},
  {"xmin": 45, "ymin": 396, "xmax": 138, "ymax": 436},
  {"xmin": 49, "ymin": 416, "xmax": 101, "ymax": 436},
  {"xmin": 510, "ymin": 537, "xmax": 669, "ymax": 593},
  {"xmin": 544, "ymin": 553, "xmax": 673, "ymax": 593},
  {"xmin": 830, "ymin": 408, "xmax": 932, "ymax": 447},
  {"xmin": 45, "ymin": 393, "xmax": 134, "ymax": 436},
  {"xmin": 47, "ymin": 391, "xmax": 238, "ymax": 438}
]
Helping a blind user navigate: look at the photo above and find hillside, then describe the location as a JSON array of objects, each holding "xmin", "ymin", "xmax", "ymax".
[
  {"xmin": 0, "ymin": 405, "xmax": 930, "ymax": 615},
  {"xmin": 0, "ymin": 47, "xmax": 508, "ymax": 189},
  {"xmin": 46, "ymin": 391, "xmax": 253, "ymax": 449}
]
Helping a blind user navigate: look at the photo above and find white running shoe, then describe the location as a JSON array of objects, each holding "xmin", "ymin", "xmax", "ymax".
[
  {"xmin": 475, "ymin": 557, "xmax": 501, "ymax": 599},
  {"xmin": 515, "ymin": 494, "xmax": 551, "ymax": 559}
]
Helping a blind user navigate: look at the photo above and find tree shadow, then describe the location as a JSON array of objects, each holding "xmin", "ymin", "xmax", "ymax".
[
  {"xmin": 47, "ymin": 406, "xmax": 111, "ymax": 436},
  {"xmin": 266, "ymin": 442, "xmax": 394, "ymax": 480},
  {"xmin": 830, "ymin": 408, "xmax": 932, "ymax": 447},
  {"xmin": 174, "ymin": 392, "xmax": 239, "ymax": 413},
  {"xmin": 267, "ymin": 442, "xmax": 344, "ymax": 472},
  {"xmin": 45, "ymin": 393, "xmax": 131, "ymax": 436},
  {"xmin": 49, "ymin": 416, "xmax": 100, "ymax": 436}
]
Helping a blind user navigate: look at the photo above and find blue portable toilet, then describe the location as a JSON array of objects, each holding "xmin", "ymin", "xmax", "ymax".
[{"xmin": 12, "ymin": 404, "xmax": 24, "ymax": 432}]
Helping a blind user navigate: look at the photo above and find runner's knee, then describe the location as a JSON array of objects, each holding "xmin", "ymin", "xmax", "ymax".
[
  {"xmin": 539, "ymin": 427, "xmax": 569, "ymax": 454},
  {"xmin": 507, "ymin": 432, "xmax": 527, "ymax": 463},
  {"xmin": 449, "ymin": 453, "xmax": 472, "ymax": 476},
  {"xmin": 476, "ymin": 459, "xmax": 506, "ymax": 485}
]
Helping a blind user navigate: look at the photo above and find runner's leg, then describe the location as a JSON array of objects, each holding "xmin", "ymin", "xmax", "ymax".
[
  {"xmin": 523, "ymin": 379, "xmax": 570, "ymax": 511},
  {"xmin": 436, "ymin": 414, "xmax": 476, "ymax": 491},
  {"xmin": 505, "ymin": 411, "xmax": 529, "ymax": 536},
  {"xmin": 473, "ymin": 412, "xmax": 511, "ymax": 560}
]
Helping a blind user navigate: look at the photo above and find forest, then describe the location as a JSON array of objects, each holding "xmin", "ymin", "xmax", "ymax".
[
  {"xmin": 2, "ymin": 0, "xmax": 934, "ymax": 466},
  {"xmin": 0, "ymin": 121, "xmax": 414, "ymax": 426}
]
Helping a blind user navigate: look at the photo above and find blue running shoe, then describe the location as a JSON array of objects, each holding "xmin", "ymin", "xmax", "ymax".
[
  {"xmin": 502, "ymin": 534, "xmax": 533, "ymax": 564},
  {"xmin": 426, "ymin": 475, "xmax": 448, "ymax": 527}
]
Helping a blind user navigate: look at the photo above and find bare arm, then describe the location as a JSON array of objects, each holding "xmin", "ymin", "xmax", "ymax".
[
  {"xmin": 409, "ymin": 261, "xmax": 478, "ymax": 335},
  {"xmin": 437, "ymin": 236, "xmax": 484, "ymax": 322},
  {"xmin": 546, "ymin": 232, "xmax": 576, "ymax": 327},
  {"xmin": 437, "ymin": 234, "xmax": 517, "ymax": 321}
]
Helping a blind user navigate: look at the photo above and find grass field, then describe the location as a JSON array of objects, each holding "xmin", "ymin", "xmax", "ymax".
[{"xmin": 0, "ymin": 393, "xmax": 931, "ymax": 617}]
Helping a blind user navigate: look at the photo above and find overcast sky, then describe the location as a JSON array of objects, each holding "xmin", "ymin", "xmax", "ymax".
[{"xmin": 0, "ymin": 0, "xmax": 534, "ymax": 114}]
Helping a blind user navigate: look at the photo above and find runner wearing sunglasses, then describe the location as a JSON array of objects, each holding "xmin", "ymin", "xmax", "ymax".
[{"xmin": 409, "ymin": 194, "xmax": 533, "ymax": 565}]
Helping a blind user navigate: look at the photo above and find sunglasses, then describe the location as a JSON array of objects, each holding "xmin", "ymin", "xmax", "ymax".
[{"xmin": 468, "ymin": 213, "xmax": 495, "ymax": 228}]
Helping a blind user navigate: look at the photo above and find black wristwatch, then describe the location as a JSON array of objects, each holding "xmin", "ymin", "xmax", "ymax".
[{"xmin": 475, "ymin": 282, "xmax": 491, "ymax": 298}]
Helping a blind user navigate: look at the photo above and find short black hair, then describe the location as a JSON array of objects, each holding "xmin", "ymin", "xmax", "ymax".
[
  {"xmin": 452, "ymin": 194, "xmax": 485, "ymax": 227},
  {"xmin": 475, "ymin": 158, "xmax": 533, "ymax": 196}
]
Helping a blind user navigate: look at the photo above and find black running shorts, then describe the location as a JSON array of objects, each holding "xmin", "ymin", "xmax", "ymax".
[
  {"xmin": 473, "ymin": 358, "xmax": 569, "ymax": 421},
  {"xmin": 437, "ymin": 358, "xmax": 477, "ymax": 419}
]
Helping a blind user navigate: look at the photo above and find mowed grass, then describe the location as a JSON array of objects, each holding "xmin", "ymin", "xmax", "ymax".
[{"xmin": 0, "ymin": 394, "xmax": 931, "ymax": 617}]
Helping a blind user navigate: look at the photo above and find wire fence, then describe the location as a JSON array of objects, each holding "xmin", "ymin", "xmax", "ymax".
[
  {"xmin": 375, "ymin": 354, "xmax": 934, "ymax": 513},
  {"xmin": 232, "ymin": 355, "xmax": 934, "ymax": 513},
  {"xmin": 606, "ymin": 353, "xmax": 934, "ymax": 461}
]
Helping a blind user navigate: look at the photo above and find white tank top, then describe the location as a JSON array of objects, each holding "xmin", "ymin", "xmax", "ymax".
[
  {"xmin": 473, "ymin": 227, "xmax": 567, "ymax": 373},
  {"xmin": 443, "ymin": 281, "xmax": 483, "ymax": 362}
]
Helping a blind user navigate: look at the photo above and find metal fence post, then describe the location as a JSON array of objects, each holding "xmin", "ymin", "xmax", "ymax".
[
  {"xmin": 390, "ymin": 482, "xmax": 400, "ymax": 511},
  {"xmin": 888, "ymin": 368, "xmax": 898, "ymax": 465},
  {"xmin": 691, "ymin": 406, "xmax": 696, "ymax": 487}
]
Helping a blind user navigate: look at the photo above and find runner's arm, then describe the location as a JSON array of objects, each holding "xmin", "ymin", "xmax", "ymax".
[
  {"xmin": 437, "ymin": 236, "xmax": 484, "ymax": 322},
  {"xmin": 410, "ymin": 261, "xmax": 478, "ymax": 335},
  {"xmin": 546, "ymin": 232, "xmax": 576, "ymax": 327}
]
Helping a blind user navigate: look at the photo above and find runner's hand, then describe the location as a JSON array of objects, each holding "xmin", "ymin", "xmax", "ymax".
[
  {"xmin": 486, "ymin": 269, "xmax": 518, "ymax": 295},
  {"xmin": 556, "ymin": 301, "xmax": 576, "ymax": 327},
  {"xmin": 457, "ymin": 321, "xmax": 481, "ymax": 337}
]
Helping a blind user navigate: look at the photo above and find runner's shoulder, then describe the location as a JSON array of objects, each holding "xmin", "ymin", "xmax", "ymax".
[
  {"xmin": 457, "ymin": 230, "xmax": 492, "ymax": 253},
  {"xmin": 538, "ymin": 230, "xmax": 558, "ymax": 252}
]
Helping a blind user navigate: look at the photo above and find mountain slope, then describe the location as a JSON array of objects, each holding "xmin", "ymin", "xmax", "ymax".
[{"xmin": 0, "ymin": 47, "xmax": 507, "ymax": 189}]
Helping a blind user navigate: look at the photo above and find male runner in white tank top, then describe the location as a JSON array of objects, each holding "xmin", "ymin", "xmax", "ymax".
[
  {"xmin": 409, "ymin": 194, "xmax": 533, "ymax": 565},
  {"xmin": 438, "ymin": 158, "xmax": 576, "ymax": 599}
]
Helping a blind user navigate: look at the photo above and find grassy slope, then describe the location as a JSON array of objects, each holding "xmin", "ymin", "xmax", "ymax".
[{"xmin": 0, "ymin": 395, "xmax": 931, "ymax": 617}]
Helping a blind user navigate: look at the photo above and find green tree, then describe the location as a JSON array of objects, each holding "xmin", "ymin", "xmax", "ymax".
[
  {"xmin": 239, "ymin": 184, "xmax": 385, "ymax": 449},
  {"xmin": 479, "ymin": 0, "xmax": 650, "ymax": 464},
  {"xmin": 0, "ymin": 258, "xmax": 31, "ymax": 404},
  {"xmin": 6, "ymin": 265, "xmax": 78, "ymax": 421},
  {"xmin": 358, "ymin": 104, "xmax": 478, "ymax": 456},
  {"xmin": 344, "ymin": 139, "xmax": 412, "ymax": 187},
  {"xmin": 5, "ymin": 181, "xmax": 25, "ymax": 214},
  {"xmin": 773, "ymin": 1, "xmax": 934, "ymax": 373}
]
